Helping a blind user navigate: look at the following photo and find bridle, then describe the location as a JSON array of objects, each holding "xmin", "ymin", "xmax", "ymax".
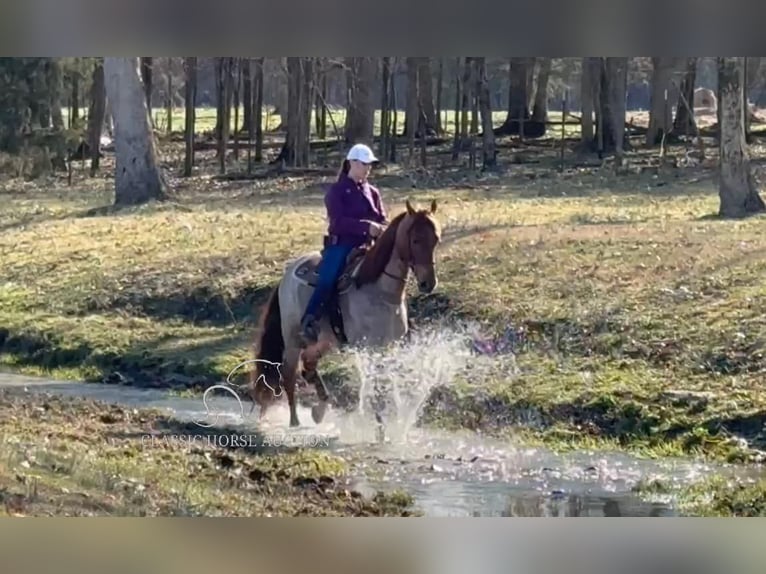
[{"xmin": 378, "ymin": 218, "xmax": 436, "ymax": 284}]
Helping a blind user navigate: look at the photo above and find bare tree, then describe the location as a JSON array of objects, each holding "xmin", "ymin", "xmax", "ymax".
[
  {"xmin": 277, "ymin": 57, "xmax": 312, "ymax": 166},
  {"xmin": 717, "ymin": 57, "xmax": 765, "ymax": 217},
  {"xmin": 531, "ymin": 58, "xmax": 552, "ymax": 124},
  {"xmin": 140, "ymin": 57, "xmax": 152, "ymax": 110},
  {"xmin": 593, "ymin": 57, "xmax": 628, "ymax": 158},
  {"xmin": 183, "ymin": 57, "xmax": 196, "ymax": 177},
  {"xmin": 103, "ymin": 57, "xmax": 168, "ymax": 206},
  {"xmin": 646, "ymin": 57, "xmax": 678, "ymax": 146},
  {"xmin": 580, "ymin": 57, "xmax": 597, "ymax": 144},
  {"xmin": 344, "ymin": 57, "xmax": 376, "ymax": 145},
  {"xmin": 48, "ymin": 59, "xmax": 65, "ymax": 130},
  {"xmin": 253, "ymin": 58, "xmax": 264, "ymax": 161},
  {"xmin": 672, "ymin": 58, "xmax": 697, "ymax": 136},
  {"xmin": 87, "ymin": 58, "xmax": 106, "ymax": 176},
  {"xmin": 475, "ymin": 57, "xmax": 496, "ymax": 169},
  {"xmin": 495, "ymin": 57, "xmax": 533, "ymax": 136}
]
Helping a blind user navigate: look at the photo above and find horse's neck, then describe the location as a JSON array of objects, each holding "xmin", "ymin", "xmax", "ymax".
[{"xmin": 373, "ymin": 249, "xmax": 409, "ymax": 302}]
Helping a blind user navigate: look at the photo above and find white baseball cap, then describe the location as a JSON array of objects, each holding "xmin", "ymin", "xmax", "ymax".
[{"xmin": 346, "ymin": 143, "xmax": 378, "ymax": 164}]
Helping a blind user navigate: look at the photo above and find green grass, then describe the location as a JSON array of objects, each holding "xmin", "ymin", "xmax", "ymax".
[
  {"xmin": 65, "ymin": 105, "xmax": 582, "ymax": 140},
  {"xmin": 633, "ymin": 475, "xmax": 766, "ymax": 516},
  {"xmin": 2, "ymin": 139, "xmax": 766, "ymax": 466}
]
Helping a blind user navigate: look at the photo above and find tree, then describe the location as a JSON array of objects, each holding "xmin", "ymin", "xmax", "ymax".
[
  {"xmin": 475, "ymin": 57, "xmax": 496, "ymax": 169},
  {"xmin": 672, "ymin": 58, "xmax": 697, "ymax": 136},
  {"xmin": 495, "ymin": 57, "xmax": 533, "ymax": 136},
  {"xmin": 103, "ymin": 57, "xmax": 169, "ymax": 206},
  {"xmin": 344, "ymin": 57, "xmax": 376, "ymax": 145},
  {"xmin": 183, "ymin": 57, "xmax": 197, "ymax": 177},
  {"xmin": 717, "ymin": 57, "xmax": 765, "ymax": 217},
  {"xmin": 86, "ymin": 58, "xmax": 106, "ymax": 176},
  {"xmin": 593, "ymin": 57, "xmax": 628, "ymax": 158},
  {"xmin": 646, "ymin": 57, "xmax": 678, "ymax": 146}
]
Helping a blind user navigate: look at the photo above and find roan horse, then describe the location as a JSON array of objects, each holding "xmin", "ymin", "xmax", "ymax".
[{"xmin": 248, "ymin": 199, "xmax": 441, "ymax": 428}]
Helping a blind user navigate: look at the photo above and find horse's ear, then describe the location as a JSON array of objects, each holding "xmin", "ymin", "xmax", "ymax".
[
  {"xmin": 430, "ymin": 199, "xmax": 437, "ymax": 213},
  {"xmin": 406, "ymin": 199, "xmax": 416, "ymax": 215}
]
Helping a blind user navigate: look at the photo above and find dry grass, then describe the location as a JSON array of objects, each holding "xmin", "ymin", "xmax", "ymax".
[{"xmin": 2, "ymin": 138, "xmax": 766, "ymax": 462}]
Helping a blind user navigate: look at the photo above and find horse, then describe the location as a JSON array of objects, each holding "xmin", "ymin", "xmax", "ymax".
[{"xmin": 247, "ymin": 199, "xmax": 442, "ymax": 428}]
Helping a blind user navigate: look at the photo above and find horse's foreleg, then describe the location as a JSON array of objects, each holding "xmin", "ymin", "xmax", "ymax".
[
  {"xmin": 303, "ymin": 368, "xmax": 330, "ymax": 424},
  {"xmin": 301, "ymin": 340, "xmax": 333, "ymax": 424},
  {"xmin": 283, "ymin": 347, "xmax": 302, "ymax": 428}
]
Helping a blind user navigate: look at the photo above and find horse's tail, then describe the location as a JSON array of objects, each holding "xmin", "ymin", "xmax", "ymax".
[{"xmin": 251, "ymin": 281, "xmax": 284, "ymax": 393}]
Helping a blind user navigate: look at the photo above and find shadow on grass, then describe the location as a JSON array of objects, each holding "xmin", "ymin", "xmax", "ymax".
[
  {"xmin": 82, "ymin": 281, "xmax": 275, "ymax": 328},
  {"xmin": 0, "ymin": 326, "xmax": 254, "ymax": 389}
]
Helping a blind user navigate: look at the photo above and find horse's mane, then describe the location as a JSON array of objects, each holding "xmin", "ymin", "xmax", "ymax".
[
  {"xmin": 354, "ymin": 211, "xmax": 407, "ymax": 287},
  {"xmin": 354, "ymin": 207, "xmax": 439, "ymax": 287}
]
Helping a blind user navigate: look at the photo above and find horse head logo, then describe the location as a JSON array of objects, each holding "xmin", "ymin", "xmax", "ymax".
[{"xmin": 192, "ymin": 359, "xmax": 283, "ymax": 428}]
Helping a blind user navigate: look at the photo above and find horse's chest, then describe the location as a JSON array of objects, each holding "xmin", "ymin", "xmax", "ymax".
[{"xmin": 343, "ymin": 296, "xmax": 407, "ymax": 344}]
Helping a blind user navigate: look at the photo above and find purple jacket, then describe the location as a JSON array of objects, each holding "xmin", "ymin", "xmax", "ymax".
[{"xmin": 324, "ymin": 175, "xmax": 387, "ymax": 247}]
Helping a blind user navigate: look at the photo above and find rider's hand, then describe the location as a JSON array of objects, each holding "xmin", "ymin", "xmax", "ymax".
[{"xmin": 368, "ymin": 221, "xmax": 385, "ymax": 237}]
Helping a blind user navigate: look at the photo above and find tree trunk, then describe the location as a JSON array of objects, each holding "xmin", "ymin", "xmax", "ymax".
[
  {"xmin": 646, "ymin": 57, "xmax": 677, "ymax": 146},
  {"xmin": 388, "ymin": 58, "xmax": 398, "ymax": 163},
  {"xmin": 404, "ymin": 57, "xmax": 418, "ymax": 139},
  {"xmin": 475, "ymin": 58, "xmax": 496, "ymax": 169},
  {"xmin": 344, "ymin": 57, "xmax": 376, "ymax": 145},
  {"xmin": 71, "ymin": 68, "xmax": 80, "ymax": 129},
  {"xmin": 580, "ymin": 57, "xmax": 596, "ymax": 144},
  {"xmin": 217, "ymin": 58, "xmax": 234, "ymax": 172},
  {"xmin": 452, "ymin": 57, "xmax": 463, "ymax": 160},
  {"xmin": 140, "ymin": 57, "xmax": 153, "ymax": 117},
  {"xmin": 241, "ymin": 59, "xmax": 252, "ymax": 134},
  {"xmin": 717, "ymin": 57, "xmax": 766, "ymax": 217},
  {"xmin": 103, "ymin": 57, "xmax": 168, "ymax": 206},
  {"xmin": 166, "ymin": 57, "xmax": 173, "ymax": 135},
  {"xmin": 531, "ymin": 58, "xmax": 551, "ymax": 123},
  {"xmin": 379, "ymin": 56, "xmax": 391, "ymax": 161},
  {"xmin": 278, "ymin": 57, "xmax": 312, "ymax": 167},
  {"xmin": 87, "ymin": 59, "xmax": 106, "ymax": 176},
  {"xmin": 593, "ymin": 57, "xmax": 628, "ymax": 157},
  {"xmin": 496, "ymin": 57, "xmax": 532, "ymax": 135},
  {"xmin": 416, "ymin": 57, "xmax": 437, "ymax": 134},
  {"xmin": 254, "ymin": 58, "xmax": 264, "ymax": 161},
  {"xmin": 672, "ymin": 58, "xmax": 697, "ymax": 136},
  {"xmin": 459, "ymin": 57, "xmax": 472, "ymax": 142},
  {"xmin": 49, "ymin": 59, "xmax": 64, "ymax": 130},
  {"xmin": 233, "ymin": 59, "xmax": 241, "ymax": 160},
  {"xmin": 435, "ymin": 58, "xmax": 444, "ymax": 134},
  {"xmin": 183, "ymin": 57, "xmax": 196, "ymax": 177},
  {"xmin": 402, "ymin": 57, "xmax": 437, "ymax": 138}
]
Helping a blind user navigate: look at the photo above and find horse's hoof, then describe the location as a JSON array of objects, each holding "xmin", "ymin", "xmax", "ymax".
[
  {"xmin": 311, "ymin": 403, "xmax": 328, "ymax": 424},
  {"xmin": 289, "ymin": 418, "xmax": 300, "ymax": 428}
]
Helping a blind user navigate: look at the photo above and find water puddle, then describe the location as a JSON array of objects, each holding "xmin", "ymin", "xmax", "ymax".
[{"xmin": 1, "ymin": 325, "xmax": 762, "ymax": 516}]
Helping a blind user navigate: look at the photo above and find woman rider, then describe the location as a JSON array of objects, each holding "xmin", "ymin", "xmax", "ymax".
[{"xmin": 300, "ymin": 143, "xmax": 388, "ymax": 343}]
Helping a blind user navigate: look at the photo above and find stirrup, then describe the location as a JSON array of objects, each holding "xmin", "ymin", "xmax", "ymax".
[{"xmin": 301, "ymin": 316, "xmax": 319, "ymax": 343}]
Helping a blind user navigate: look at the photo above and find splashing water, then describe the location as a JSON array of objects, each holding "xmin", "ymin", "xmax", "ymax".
[{"xmin": 336, "ymin": 322, "xmax": 489, "ymax": 446}]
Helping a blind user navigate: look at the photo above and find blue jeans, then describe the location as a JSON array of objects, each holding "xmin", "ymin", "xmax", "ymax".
[{"xmin": 302, "ymin": 244, "xmax": 354, "ymax": 323}]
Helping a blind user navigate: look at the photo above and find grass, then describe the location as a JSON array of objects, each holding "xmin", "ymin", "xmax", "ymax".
[
  {"xmin": 73, "ymin": 105, "xmax": 582, "ymax": 141},
  {"xmin": 2, "ymin": 134, "xmax": 766, "ymax": 469},
  {"xmin": 633, "ymin": 475, "xmax": 766, "ymax": 516},
  {"xmin": 0, "ymin": 388, "xmax": 418, "ymax": 516}
]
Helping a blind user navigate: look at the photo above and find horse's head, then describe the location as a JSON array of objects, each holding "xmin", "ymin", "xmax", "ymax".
[{"xmin": 396, "ymin": 199, "xmax": 441, "ymax": 293}]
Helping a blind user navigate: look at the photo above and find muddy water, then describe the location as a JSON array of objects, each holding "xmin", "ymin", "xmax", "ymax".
[{"xmin": 0, "ymin": 371, "xmax": 759, "ymax": 517}]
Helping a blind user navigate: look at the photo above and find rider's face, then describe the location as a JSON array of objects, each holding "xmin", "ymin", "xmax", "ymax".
[{"xmin": 348, "ymin": 159, "xmax": 372, "ymax": 181}]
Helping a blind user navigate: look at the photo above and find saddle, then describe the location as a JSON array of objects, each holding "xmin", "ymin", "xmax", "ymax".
[
  {"xmin": 293, "ymin": 244, "xmax": 369, "ymax": 294},
  {"xmin": 293, "ymin": 243, "xmax": 371, "ymax": 344}
]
